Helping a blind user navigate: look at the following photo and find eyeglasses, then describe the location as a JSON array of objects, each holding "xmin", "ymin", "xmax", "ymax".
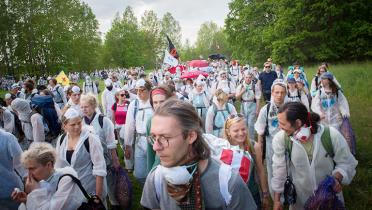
[
  {"xmin": 148, "ymin": 132, "xmax": 184, "ymax": 147},
  {"xmin": 136, "ymin": 88, "xmax": 146, "ymax": 93},
  {"xmin": 228, "ymin": 113, "xmax": 244, "ymax": 119}
]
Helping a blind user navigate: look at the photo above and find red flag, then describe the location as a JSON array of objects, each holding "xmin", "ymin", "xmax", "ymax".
[{"xmin": 166, "ymin": 35, "xmax": 179, "ymax": 59}]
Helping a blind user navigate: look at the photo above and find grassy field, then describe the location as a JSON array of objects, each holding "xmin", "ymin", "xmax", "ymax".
[{"xmin": 1, "ymin": 61, "xmax": 371, "ymax": 209}]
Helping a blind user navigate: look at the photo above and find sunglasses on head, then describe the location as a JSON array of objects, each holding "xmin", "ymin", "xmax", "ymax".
[{"xmin": 228, "ymin": 113, "xmax": 244, "ymax": 119}]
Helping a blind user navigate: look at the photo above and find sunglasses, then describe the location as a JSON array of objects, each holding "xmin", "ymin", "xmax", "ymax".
[
  {"xmin": 228, "ymin": 113, "xmax": 244, "ymax": 119},
  {"xmin": 264, "ymin": 66, "xmax": 271, "ymax": 68},
  {"xmin": 120, "ymin": 94, "xmax": 126, "ymax": 97}
]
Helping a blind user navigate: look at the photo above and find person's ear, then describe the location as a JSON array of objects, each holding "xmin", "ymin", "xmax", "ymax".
[
  {"xmin": 187, "ymin": 131, "xmax": 197, "ymax": 145},
  {"xmin": 295, "ymin": 119, "xmax": 302, "ymax": 129}
]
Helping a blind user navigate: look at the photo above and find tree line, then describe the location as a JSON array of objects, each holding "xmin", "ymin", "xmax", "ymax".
[
  {"xmin": 0, "ymin": 0, "xmax": 101, "ymax": 76},
  {"xmin": 225, "ymin": 0, "xmax": 372, "ymax": 66},
  {"xmin": 1, "ymin": 1, "xmax": 370, "ymax": 76}
]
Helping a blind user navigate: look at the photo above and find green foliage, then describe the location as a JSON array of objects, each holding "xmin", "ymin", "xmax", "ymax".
[
  {"xmin": 180, "ymin": 21, "xmax": 232, "ymax": 61},
  {"xmin": 0, "ymin": 0, "xmax": 102, "ymax": 76},
  {"xmin": 102, "ymin": 9, "xmax": 182, "ymax": 69},
  {"xmin": 225, "ymin": 0, "xmax": 372, "ymax": 65}
]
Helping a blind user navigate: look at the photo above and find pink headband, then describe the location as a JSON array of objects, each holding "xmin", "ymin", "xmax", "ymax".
[{"xmin": 151, "ymin": 89, "xmax": 166, "ymax": 97}]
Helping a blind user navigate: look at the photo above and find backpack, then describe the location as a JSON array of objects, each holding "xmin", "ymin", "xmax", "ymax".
[
  {"xmin": 284, "ymin": 126, "xmax": 334, "ymax": 159},
  {"xmin": 287, "ymin": 89, "xmax": 301, "ymax": 101},
  {"xmin": 59, "ymin": 133, "xmax": 90, "ymax": 153},
  {"xmin": 10, "ymin": 110, "xmax": 25, "ymax": 140},
  {"xmin": 31, "ymin": 95, "xmax": 61, "ymax": 139},
  {"xmin": 112, "ymin": 101, "xmax": 130, "ymax": 112},
  {"xmin": 212, "ymin": 102, "xmax": 232, "ymax": 130},
  {"xmin": 56, "ymin": 174, "xmax": 106, "ymax": 210}
]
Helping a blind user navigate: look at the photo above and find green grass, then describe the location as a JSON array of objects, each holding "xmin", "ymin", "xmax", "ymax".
[{"xmin": 1, "ymin": 61, "xmax": 371, "ymax": 209}]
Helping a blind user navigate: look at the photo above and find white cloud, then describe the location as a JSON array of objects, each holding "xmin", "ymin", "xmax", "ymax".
[{"xmin": 82, "ymin": 0, "xmax": 231, "ymax": 44}]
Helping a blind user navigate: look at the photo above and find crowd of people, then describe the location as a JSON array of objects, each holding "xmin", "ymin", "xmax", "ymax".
[{"xmin": 0, "ymin": 58, "xmax": 357, "ymax": 210}]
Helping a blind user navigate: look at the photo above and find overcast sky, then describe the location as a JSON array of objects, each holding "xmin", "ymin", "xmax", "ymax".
[{"xmin": 82, "ymin": 0, "xmax": 231, "ymax": 45}]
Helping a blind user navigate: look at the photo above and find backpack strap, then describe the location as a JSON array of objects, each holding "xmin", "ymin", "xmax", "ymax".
[
  {"xmin": 284, "ymin": 133, "xmax": 293, "ymax": 160},
  {"xmin": 321, "ymin": 126, "xmax": 334, "ymax": 158},
  {"xmin": 113, "ymin": 102, "xmax": 117, "ymax": 112},
  {"xmin": 56, "ymin": 174, "xmax": 90, "ymax": 199},
  {"xmin": 60, "ymin": 133, "xmax": 90, "ymax": 153},
  {"xmin": 262, "ymin": 103, "xmax": 271, "ymax": 161},
  {"xmin": 98, "ymin": 114, "xmax": 104, "ymax": 129}
]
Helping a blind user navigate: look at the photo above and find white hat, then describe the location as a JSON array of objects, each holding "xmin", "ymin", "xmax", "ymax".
[
  {"xmin": 71, "ymin": 86, "xmax": 81, "ymax": 94},
  {"xmin": 135, "ymin": 79, "xmax": 146, "ymax": 88},
  {"xmin": 196, "ymin": 74, "xmax": 205, "ymax": 81},
  {"xmin": 293, "ymin": 69, "xmax": 302, "ymax": 74},
  {"xmin": 165, "ymin": 72, "xmax": 171, "ymax": 76},
  {"xmin": 64, "ymin": 108, "xmax": 80, "ymax": 120},
  {"xmin": 4, "ymin": 93, "xmax": 12, "ymax": 100},
  {"xmin": 104, "ymin": 79, "xmax": 112, "ymax": 87},
  {"xmin": 219, "ymin": 70, "xmax": 227, "ymax": 76}
]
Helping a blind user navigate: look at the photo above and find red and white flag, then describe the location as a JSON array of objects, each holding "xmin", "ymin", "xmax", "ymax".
[{"xmin": 220, "ymin": 148, "xmax": 252, "ymax": 183}]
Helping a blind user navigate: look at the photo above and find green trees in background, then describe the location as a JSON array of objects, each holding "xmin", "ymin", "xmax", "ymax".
[
  {"xmin": 102, "ymin": 7, "xmax": 183, "ymax": 70},
  {"xmin": 225, "ymin": 0, "xmax": 372, "ymax": 66},
  {"xmin": 0, "ymin": 0, "xmax": 101, "ymax": 76}
]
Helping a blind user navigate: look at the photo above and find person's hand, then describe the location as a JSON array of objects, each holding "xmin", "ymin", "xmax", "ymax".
[
  {"xmin": 333, "ymin": 178, "xmax": 342, "ymax": 193},
  {"xmin": 261, "ymin": 196, "xmax": 270, "ymax": 210},
  {"xmin": 11, "ymin": 189, "xmax": 27, "ymax": 203},
  {"xmin": 112, "ymin": 157, "xmax": 121, "ymax": 171},
  {"xmin": 320, "ymin": 113, "xmax": 325, "ymax": 120},
  {"xmin": 273, "ymin": 200, "xmax": 283, "ymax": 210},
  {"xmin": 124, "ymin": 145, "xmax": 132, "ymax": 159},
  {"xmin": 24, "ymin": 174, "xmax": 39, "ymax": 194}
]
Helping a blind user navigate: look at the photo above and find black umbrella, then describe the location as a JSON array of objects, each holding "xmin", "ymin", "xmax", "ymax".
[{"xmin": 208, "ymin": 53, "xmax": 226, "ymax": 60}]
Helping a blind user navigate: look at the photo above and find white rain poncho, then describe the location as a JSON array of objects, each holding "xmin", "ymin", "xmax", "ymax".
[
  {"xmin": 83, "ymin": 78, "xmax": 98, "ymax": 95},
  {"xmin": 55, "ymin": 128, "xmax": 107, "ymax": 198},
  {"xmin": 122, "ymin": 98, "xmax": 153, "ymax": 182},
  {"xmin": 101, "ymin": 88, "xmax": 117, "ymax": 120},
  {"xmin": 311, "ymin": 88, "xmax": 350, "ymax": 130},
  {"xmin": 205, "ymin": 99, "xmax": 237, "ymax": 138},
  {"xmin": 18, "ymin": 167, "xmax": 86, "ymax": 210},
  {"xmin": 271, "ymin": 126, "xmax": 358, "ymax": 210},
  {"xmin": 236, "ymin": 81, "xmax": 261, "ymax": 141},
  {"xmin": 51, "ymin": 84, "xmax": 67, "ymax": 108},
  {"xmin": 11, "ymin": 98, "xmax": 44, "ymax": 142},
  {"xmin": 254, "ymin": 101, "xmax": 283, "ymax": 197},
  {"xmin": 188, "ymin": 88, "xmax": 211, "ymax": 125},
  {"xmin": 0, "ymin": 108, "xmax": 15, "ymax": 133},
  {"xmin": 285, "ymin": 88, "xmax": 309, "ymax": 111}
]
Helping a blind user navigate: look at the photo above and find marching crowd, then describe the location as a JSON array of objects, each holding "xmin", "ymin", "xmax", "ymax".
[{"xmin": 0, "ymin": 58, "xmax": 357, "ymax": 210}]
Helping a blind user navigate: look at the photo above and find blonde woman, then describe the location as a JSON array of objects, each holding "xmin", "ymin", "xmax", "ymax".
[
  {"xmin": 224, "ymin": 115, "xmax": 270, "ymax": 210},
  {"xmin": 55, "ymin": 108, "xmax": 107, "ymax": 204},
  {"xmin": 11, "ymin": 142, "xmax": 85, "ymax": 210},
  {"xmin": 205, "ymin": 89, "xmax": 237, "ymax": 137}
]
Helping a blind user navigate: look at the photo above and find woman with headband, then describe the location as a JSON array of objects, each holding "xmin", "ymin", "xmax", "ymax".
[
  {"xmin": 55, "ymin": 108, "xmax": 107, "ymax": 206},
  {"xmin": 146, "ymin": 85, "xmax": 173, "ymax": 174}
]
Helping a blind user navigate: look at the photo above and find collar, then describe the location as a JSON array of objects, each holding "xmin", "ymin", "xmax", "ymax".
[{"xmin": 84, "ymin": 112, "xmax": 96, "ymax": 125}]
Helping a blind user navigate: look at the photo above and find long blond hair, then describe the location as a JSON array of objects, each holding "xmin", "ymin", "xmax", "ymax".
[{"xmin": 223, "ymin": 116, "xmax": 252, "ymax": 153}]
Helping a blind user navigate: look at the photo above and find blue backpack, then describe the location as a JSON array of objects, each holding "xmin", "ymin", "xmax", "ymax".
[{"xmin": 31, "ymin": 95, "xmax": 62, "ymax": 139}]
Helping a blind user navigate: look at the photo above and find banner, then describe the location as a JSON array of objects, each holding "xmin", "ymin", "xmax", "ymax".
[
  {"xmin": 55, "ymin": 71, "xmax": 70, "ymax": 86},
  {"xmin": 163, "ymin": 50, "xmax": 179, "ymax": 67}
]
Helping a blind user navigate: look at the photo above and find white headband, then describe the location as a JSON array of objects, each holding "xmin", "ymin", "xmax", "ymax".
[{"xmin": 64, "ymin": 108, "xmax": 80, "ymax": 120}]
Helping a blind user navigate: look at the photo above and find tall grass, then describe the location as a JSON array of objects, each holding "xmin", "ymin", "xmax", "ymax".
[{"xmin": 1, "ymin": 61, "xmax": 371, "ymax": 209}]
